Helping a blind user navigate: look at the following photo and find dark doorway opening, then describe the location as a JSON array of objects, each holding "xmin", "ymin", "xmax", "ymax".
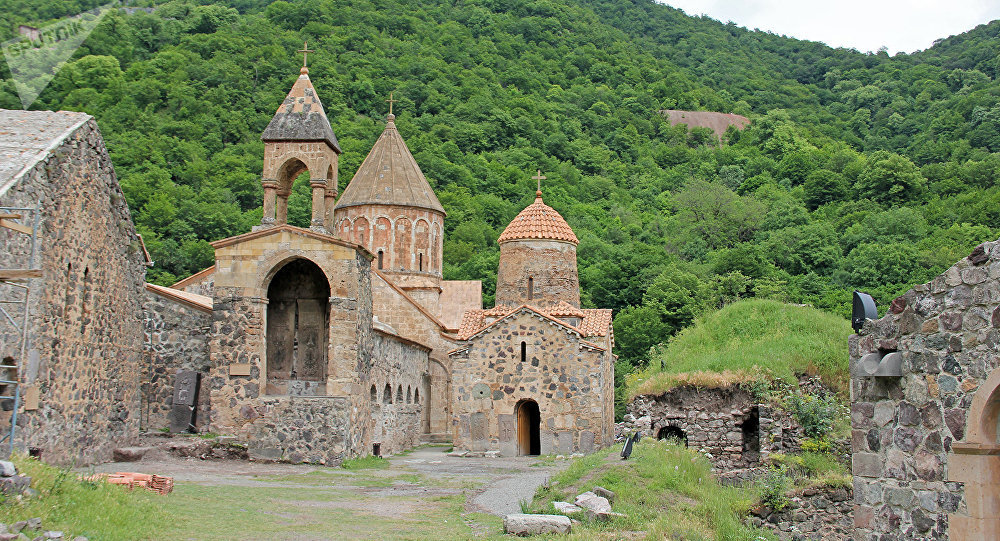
[
  {"xmin": 516, "ymin": 399, "xmax": 541, "ymax": 456},
  {"xmin": 657, "ymin": 425, "xmax": 688, "ymax": 446},
  {"xmin": 740, "ymin": 407, "xmax": 760, "ymax": 462}
]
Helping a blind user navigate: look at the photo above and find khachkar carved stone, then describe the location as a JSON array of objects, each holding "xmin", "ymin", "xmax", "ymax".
[
  {"xmin": 850, "ymin": 238, "xmax": 1000, "ymax": 541},
  {"xmin": 168, "ymin": 371, "xmax": 200, "ymax": 433}
]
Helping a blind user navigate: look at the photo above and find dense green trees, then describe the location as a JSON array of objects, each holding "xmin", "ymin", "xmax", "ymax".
[{"xmin": 3, "ymin": 0, "xmax": 999, "ymax": 411}]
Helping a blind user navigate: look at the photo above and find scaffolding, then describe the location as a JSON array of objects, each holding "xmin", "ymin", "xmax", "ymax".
[{"xmin": 0, "ymin": 203, "xmax": 41, "ymax": 458}]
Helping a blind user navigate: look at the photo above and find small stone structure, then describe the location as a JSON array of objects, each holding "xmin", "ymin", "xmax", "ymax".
[
  {"xmin": 0, "ymin": 110, "xmax": 147, "ymax": 465},
  {"xmin": 850, "ymin": 238, "xmax": 1000, "ymax": 540},
  {"xmin": 625, "ymin": 385, "xmax": 801, "ymax": 473}
]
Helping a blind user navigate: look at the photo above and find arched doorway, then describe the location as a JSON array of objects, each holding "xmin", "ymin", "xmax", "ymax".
[
  {"xmin": 265, "ymin": 259, "xmax": 330, "ymax": 396},
  {"xmin": 657, "ymin": 425, "xmax": 688, "ymax": 446},
  {"xmin": 515, "ymin": 400, "xmax": 540, "ymax": 456}
]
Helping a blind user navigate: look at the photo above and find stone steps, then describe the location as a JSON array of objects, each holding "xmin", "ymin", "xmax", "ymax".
[{"xmin": 420, "ymin": 433, "xmax": 451, "ymax": 444}]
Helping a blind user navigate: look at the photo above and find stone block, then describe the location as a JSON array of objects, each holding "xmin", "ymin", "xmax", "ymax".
[
  {"xmin": 853, "ymin": 453, "xmax": 883, "ymax": 477},
  {"xmin": 574, "ymin": 491, "xmax": 612, "ymax": 513},
  {"xmin": 552, "ymin": 501, "xmax": 583, "ymax": 514},
  {"xmin": 502, "ymin": 514, "xmax": 571, "ymax": 536}
]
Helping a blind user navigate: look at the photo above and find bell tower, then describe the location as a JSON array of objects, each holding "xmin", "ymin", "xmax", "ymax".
[{"xmin": 259, "ymin": 43, "xmax": 341, "ymax": 232}]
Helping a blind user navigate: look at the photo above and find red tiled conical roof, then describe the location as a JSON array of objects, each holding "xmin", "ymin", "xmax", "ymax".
[{"xmin": 497, "ymin": 192, "xmax": 578, "ymax": 245}]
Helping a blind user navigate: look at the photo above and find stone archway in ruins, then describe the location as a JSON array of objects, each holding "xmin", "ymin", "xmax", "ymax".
[
  {"xmin": 264, "ymin": 258, "xmax": 330, "ymax": 396},
  {"xmin": 515, "ymin": 399, "xmax": 540, "ymax": 456},
  {"xmin": 949, "ymin": 365, "xmax": 1000, "ymax": 538}
]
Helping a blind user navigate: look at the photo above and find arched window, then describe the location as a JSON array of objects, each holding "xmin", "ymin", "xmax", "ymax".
[
  {"xmin": 527, "ymin": 276, "xmax": 533, "ymax": 300},
  {"xmin": 406, "ymin": 385, "xmax": 412, "ymax": 403},
  {"xmin": 377, "ymin": 250, "xmax": 384, "ymax": 270},
  {"xmin": 414, "ymin": 388, "xmax": 420, "ymax": 404},
  {"xmin": 81, "ymin": 267, "xmax": 90, "ymax": 335},
  {"xmin": 418, "ymin": 253, "xmax": 423, "ymax": 272},
  {"xmin": 521, "ymin": 341, "xmax": 526, "ymax": 363},
  {"xmin": 383, "ymin": 383, "xmax": 392, "ymax": 404},
  {"xmin": 396, "ymin": 384, "xmax": 403, "ymax": 403},
  {"xmin": 370, "ymin": 385, "xmax": 377, "ymax": 402}
]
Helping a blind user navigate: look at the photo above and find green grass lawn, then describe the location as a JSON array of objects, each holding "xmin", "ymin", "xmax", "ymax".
[
  {"xmin": 628, "ymin": 299, "xmax": 852, "ymax": 398},
  {"xmin": 525, "ymin": 441, "xmax": 773, "ymax": 540},
  {"xmin": 0, "ymin": 455, "xmax": 165, "ymax": 540}
]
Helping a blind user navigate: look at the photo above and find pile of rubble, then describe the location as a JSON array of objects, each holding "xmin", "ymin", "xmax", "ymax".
[
  {"xmin": 0, "ymin": 517, "xmax": 86, "ymax": 541},
  {"xmin": 503, "ymin": 486, "xmax": 624, "ymax": 536}
]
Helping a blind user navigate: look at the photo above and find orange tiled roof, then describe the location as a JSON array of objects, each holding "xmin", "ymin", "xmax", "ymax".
[
  {"xmin": 497, "ymin": 192, "xmax": 578, "ymax": 245},
  {"xmin": 456, "ymin": 304, "xmax": 611, "ymax": 341}
]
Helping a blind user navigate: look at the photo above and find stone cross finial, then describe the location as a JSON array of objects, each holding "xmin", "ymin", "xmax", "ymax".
[
  {"xmin": 297, "ymin": 42, "xmax": 314, "ymax": 68},
  {"xmin": 532, "ymin": 169, "xmax": 546, "ymax": 194},
  {"xmin": 385, "ymin": 92, "xmax": 398, "ymax": 115}
]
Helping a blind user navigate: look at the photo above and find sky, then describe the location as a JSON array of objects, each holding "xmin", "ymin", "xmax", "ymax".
[{"xmin": 661, "ymin": 0, "xmax": 1000, "ymax": 55}]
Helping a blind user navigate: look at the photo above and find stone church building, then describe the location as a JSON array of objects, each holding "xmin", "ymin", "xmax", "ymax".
[{"xmin": 135, "ymin": 62, "xmax": 616, "ymax": 463}]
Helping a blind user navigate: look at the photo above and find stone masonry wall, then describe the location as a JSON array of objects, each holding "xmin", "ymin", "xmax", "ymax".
[
  {"xmin": 143, "ymin": 290, "xmax": 212, "ymax": 431},
  {"xmin": 367, "ymin": 330, "xmax": 427, "ymax": 456},
  {"xmin": 450, "ymin": 309, "xmax": 612, "ymax": 456},
  {"xmin": 0, "ymin": 114, "xmax": 146, "ymax": 465},
  {"xmin": 753, "ymin": 485, "xmax": 854, "ymax": 541},
  {"xmin": 849, "ymin": 240, "xmax": 1000, "ymax": 540}
]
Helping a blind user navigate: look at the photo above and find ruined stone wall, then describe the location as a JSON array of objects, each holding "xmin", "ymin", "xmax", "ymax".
[
  {"xmin": 143, "ymin": 290, "xmax": 212, "ymax": 431},
  {"xmin": 753, "ymin": 485, "xmax": 854, "ymax": 541},
  {"xmin": 849, "ymin": 241, "xmax": 1000, "ymax": 540},
  {"xmin": 450, "ymin": 310, "xmax": 612, "ymax": 456},
  {"xmin": 495, "ymin": 239, "xmax": 580, "ymax": 308},
  {"xmin": 367, "ymin": 330, "xmax": 427, "ymax": 455},
  {"xmin": 625, "ymin": 385, "xmax": 804, "ymax": 474},
  {"xmin": 627, "ymin": 386, "xmax": 760, "ymax": 470},
  {"xmin": 0, "ymin": 114, "xmax": 146, "ymax": 465}
]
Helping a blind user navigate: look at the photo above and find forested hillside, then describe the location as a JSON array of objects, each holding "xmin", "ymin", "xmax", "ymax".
[{"xmin": 3, "ymin": 0, "xmax": 999, "ymax": 394}]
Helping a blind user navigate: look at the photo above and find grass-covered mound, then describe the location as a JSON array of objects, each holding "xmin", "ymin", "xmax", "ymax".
[
  {"xmin": 0, "ymin": 455, "xmax": 165, "ymax": 540},
  {"xmin": 526, "ymin": 441, "xmax": 769, "ymax": 539},
  {"xmin": 627, "ymin": 299, "xmax": 851, "ymax": 399}
]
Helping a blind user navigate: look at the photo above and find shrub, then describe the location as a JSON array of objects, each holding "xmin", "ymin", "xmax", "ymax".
[
  {"xmin": 800, "ymin": 436, "xmax": 832, "ymax": 453},
  {"xmin": 758, "ymin": 467, "xmax": 790, "ymax": 511},
  {"xmin": 787, "ymin": 393, "xmax": 839, "ymax": 438}
]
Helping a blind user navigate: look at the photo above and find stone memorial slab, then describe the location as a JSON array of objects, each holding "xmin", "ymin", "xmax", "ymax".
[{"xmin": 172, "ymin": 371, "xmax": 199, "ymax": 407}]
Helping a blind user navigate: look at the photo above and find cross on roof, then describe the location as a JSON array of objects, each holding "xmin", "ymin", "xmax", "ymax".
[
  {"xmin": 297, "ymin": 41, "xmax": 314, "ymax": 68},
  {"xmin": 385, "ymin": 92, "xmax": 398, "ymax": 115},
  {"xmin": 532, "ymin": 169, "xmax": 546, "ymax": 192}
]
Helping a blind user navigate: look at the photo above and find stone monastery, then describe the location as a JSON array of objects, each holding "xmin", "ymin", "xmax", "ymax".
[{"xmin": 0, "ymin": 60, "xmax": 614, "ymax": 465}]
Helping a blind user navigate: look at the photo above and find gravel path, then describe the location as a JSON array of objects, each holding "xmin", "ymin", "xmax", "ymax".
[{"xmin": 470, "ymin": 469, "xmax": 554, "ymax": 515}]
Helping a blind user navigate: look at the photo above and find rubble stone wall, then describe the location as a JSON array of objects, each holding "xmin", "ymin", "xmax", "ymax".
[
  {"xmin": 143, "ymin": 289, "xmax": 212, "ymax": 431},
  {"xmin": 755, "ymin": 485, "xmax": 854, "ymax": 541},
  {"xmin": 849, "ymin": 239, "xmax": 1000, "ymax": 540},
  {"xmin": 0, "ymin": 115, "xmax": 146, "ymax": 465}
]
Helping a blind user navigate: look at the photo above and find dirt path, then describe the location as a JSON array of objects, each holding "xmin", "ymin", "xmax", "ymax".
[{"xmin": 86, "ymin": 445, "xmax": 569, "ymax": 540}]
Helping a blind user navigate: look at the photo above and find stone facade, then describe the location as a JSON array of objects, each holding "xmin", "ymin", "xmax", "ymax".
[
  {"xmin": 0, "ymin": 110, "xmax": 147, "ymax": 465},
  {"xmin": 334, "ymin": 204, "xmax": 444, "ymax": 277},
  {"xmin": 849, "ymin": 239, "xmax": 1000, "ymax": 540},
  {"xmin": 143, "ymin": 286, "xmax": 212, "ymax": 430},
  {"xmin": 450, "ymin": 307, "xmax": 614, "ymax": 456}
]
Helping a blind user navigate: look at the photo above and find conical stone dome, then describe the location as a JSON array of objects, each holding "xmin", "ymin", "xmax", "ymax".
[
  {"xmin": 497, "ymin": 192, "xmax": 578, "ymax": 245},
  {"xmin": 335, "ymin": 115, "xmax": 444, "ymax": 214},
  {"xmin": 261, "ymin": 67, "xmax": 340, "ymax": 153}
]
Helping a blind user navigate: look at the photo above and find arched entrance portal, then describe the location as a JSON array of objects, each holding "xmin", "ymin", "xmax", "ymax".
[
  {"xmin": 516, "ymin": 400, "xmax": 540, "ymax": 456},
  {"xmin": 265, "ymin": 259, "xmax": 330, "ymax": 396},
  {"xmin": 657, "ymin": 425, "xmax": 688, "ymax": 446}
]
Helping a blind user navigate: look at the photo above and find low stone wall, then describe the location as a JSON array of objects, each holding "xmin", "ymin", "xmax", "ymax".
[
  {"xmin": 243, "ymin": 396, "xmax": 350, "ymax": 465},
  {"xmin": 753, "ymin": 485, "xmax": 853, "ymax": 540},
  {"xmin": 143, "ymin": 290, "xmax": 212, "ymax": 431}
]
